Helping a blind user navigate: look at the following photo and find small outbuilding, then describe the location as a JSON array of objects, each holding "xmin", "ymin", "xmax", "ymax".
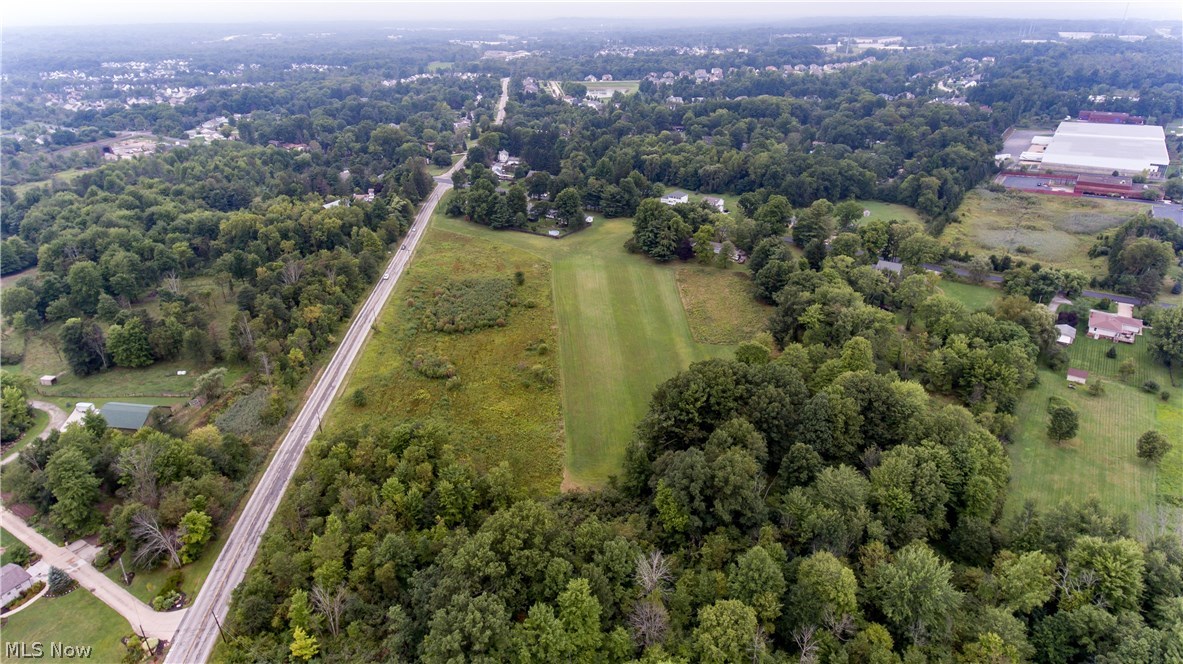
[
  {"xmin": 874, "ymin": 259, "xmax": 903, "ymax": 275},
  {"xmin": 1055, "ymin": 324, "xmax": 1078, "ymax": 346},
  {"xmin": 99, "ymin": 402, "xmax": 157, "ymax": 431},
  {"xmin": 1067, "ymin": 368, "xmax": 1089, "ymax": 387},
  {"xmin": 39, "ymin": 375, "xmax": 57, "ymax": 387}
]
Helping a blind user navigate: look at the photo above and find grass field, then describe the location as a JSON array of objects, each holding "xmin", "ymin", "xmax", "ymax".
[
  {"xmin": 937, "ymin": 279, "xmax": 1000, "ymax": 311},
  {"xmin": 102, "ymin": 533, "xmax": 227, "ymax": 605},
  {"xmin": 324, "ymin": 222, "xmax": 564, "ymax": 495},
  {"xmin": 11, "ymin": 168, "xmax": 93, "ymax": 197},
  {"xmin": 579, "ymin": 80, "xmax": 641, "ymax": 95},
  {"xmin": 1007, "ymin": 332, "xmax": 1181, "ymax": 518},
  {"xmin": 852, "ymin": 200, "xmax": 923, "ymax": 224},
  {"xmin": 0, "ymin": 588, "xmax": 128, "ymax": 663},
  {"xmin": 943, "ymin": 189, "xmax": 1137, "ymax": 280},
  {"xmin": 675, "ymin": 266, "xmax": 772, "ymax": 344},
  {"xmin": 430, "ymin": 211, "xmax": 741, "ymax": 488}
]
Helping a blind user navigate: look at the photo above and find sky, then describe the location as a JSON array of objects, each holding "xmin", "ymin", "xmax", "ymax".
[{"xmin": 3, "ymin": 0, "xmax": 1180, "ymax": 28}]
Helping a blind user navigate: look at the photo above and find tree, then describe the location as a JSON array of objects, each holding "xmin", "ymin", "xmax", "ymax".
[
  {"xmin": 130, "ymin": 511, "xmax": 182, "ymax": 569},
  {"xmin": 867, "ymin": 542, "xmax": 962, "ymax": 645},
  {"xmin": 789, "ymin": 551, "xmax": 859, "ymax": 632},
  {"xmin": 557, "ymin": 577, "xmax": 603, "ymax": 660},
  {"xmin": 1047, "ymin": 405, "xmax": 1078, "ymax": 444},
  {"xmin": 1136, "ymin": 430, "xmax": 1171, "ymax": 464},
  {"xmin": 45, "ymin": 447, "xmax": 101, "ymax": 535},
  {"xmin": 0, "ymin": 384, "xmax": 32, "ymax": 442},
  {"xmin": 729, "ymin": 545, "xmax": 786, "ymax": 630},
  {"xmin": 554, "ymin": 187, "xmax": 583, "ymax": 227},
  {"xmin": 59, "ymin": 317, "xmax": 108, "ymax": 376},
  {"xmin": 1118, "ymin": 358, "xmax": 1137, "ymax": 382},
  {"xmin": 107, "ymin": 317, "xmax": 154, "ymax": 368},
  {"xmin": 290, "ymin": 626, "xmax": 319, "ymax": 661},
  {"xmin": 985, "ymin": 550, "xmax": 1055, "ymax": 614},
  {"xmin": 834, "ymin": 201, "xmax": 865, "ymax": 230},
  {"xmin": 179, "ymin": 509, "xmax": 213, "ymax": 564},
  {"xmin": 194, "ymin": 367, "xmax": 227, "ymax": 400},
  {"xmin": 1066, "ymin": 536, "xmax": 1145, "ymax": 611},
  {"xmin": 967, "ymin": 255, "xmax": 992, "ymax": 284},
  {"xmin": 47, "ymin": 566, "xmax": 74, "ymax": 595},
  {"xmin": 693, "ymin": 600, "xmax": 760, "ymax": 664},
  {"xmin": 632, "ymin": 199, "xmax": 689, "ymax": 262},
  {"xmin": 1148, "ymin": 307, "xmax": 1183, "ymax": 384}
]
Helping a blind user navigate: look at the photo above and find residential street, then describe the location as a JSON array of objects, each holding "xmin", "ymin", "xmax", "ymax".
[{"xmin": 163, "ymin": 155, "xmax": 469, "ymax": 664}]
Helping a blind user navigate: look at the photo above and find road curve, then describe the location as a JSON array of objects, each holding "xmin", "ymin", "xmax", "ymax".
[{"xmin": 164, "ymin": 157, "xmax": 466, "ymax": 664}]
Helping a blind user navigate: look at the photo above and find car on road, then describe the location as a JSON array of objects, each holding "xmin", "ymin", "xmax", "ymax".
[{"xmin": 383, "ymin": 272, "xmax": 390, "ymax": 280}]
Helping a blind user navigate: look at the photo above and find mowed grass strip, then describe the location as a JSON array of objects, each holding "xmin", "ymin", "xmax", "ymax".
[
  {"xmin": 1007, "ymin": 369, "xmax": 1158, "ymax": 518},
  {"xmin": 937, "ymin": 279, "xmax": 1000, "ymax": 312},
  {"xmin": 434, "ymin": 213, "xmax": 739, "ymax": 488},
  {"xmin": 675, "ymin": 266, "xmax": 772, "ymax": 345},
  {"xmin": 325, "ymin": 226, "xmax": 564, "ymax": 495}
]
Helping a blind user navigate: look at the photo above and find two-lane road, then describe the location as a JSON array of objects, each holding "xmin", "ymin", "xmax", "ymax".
[{"xmin": 164, "ymin": 158, "xmax": 465, "ymax": 664}]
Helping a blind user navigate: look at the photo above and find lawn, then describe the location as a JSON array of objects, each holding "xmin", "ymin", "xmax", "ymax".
[
  {"xmin": 675, "ymin": 266, "xmax": 773, "ymax": 344},
  {"xmin": 429, "ymin": 211, "xmax": 742, "ymax": 488},
  {"xmin": 942, "ymin": 189, "xmax": 1136, "ymax": 280},
  {"xmin": 1007, "ymin": 333, "xmax": 1181, "ymax": 519},
  {"xmin": 579, "ymin": 80, "xmax": 641, "ymax": 95},
  {"xmin": 0, "ymin": 587, "xmax": 128, "ymax": 663},
  {"xmin": 937, "ymin": 279, "xmax": 1000, "ymax": 311},
  {"xmin": 323, "ymin": 222, "xmax": 564, "ymax": 495},
  {"xmin": 1007, "ymin": 369, "xmax": 1158, "ymax": 518},
  {"xmin": 851, "ymin": 200, "xmax": 923, "ymax": 224}
]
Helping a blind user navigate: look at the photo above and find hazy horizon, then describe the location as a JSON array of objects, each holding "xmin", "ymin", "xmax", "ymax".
[{"xmin": 4, "ymin": 0, "xmax": 1180, "ymax": 28}]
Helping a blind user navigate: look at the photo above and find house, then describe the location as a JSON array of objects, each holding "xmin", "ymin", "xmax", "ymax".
[
  {"xmin": 1087, "ymin": 309, "xmax": 1145, "ymax": 343},
  {"xmin": 99, "ymin": 402, "xmax": 158, "ymax": 431},
  {"xmin": 661, "ymin": 191, "xmax": 689, "ymax": 205},
  {"xmin": 322, "ymin": 199, "xmax": 343, "ymax": 209},
  {"xmin": 61, "ymin": 402, "xmax": 98, "ymax": 432},
  {"xmin": 0, "ymin": 563, "xmax": 34, "ymax": 606},
  {"xmin": 708, "ymin": 242, "xmax": 747, "ymax": 263},
  {"xmin": 1067, "ymin": 368, "xmax": 1089, "ymax": 386},
  {"xmin": 703, "ymin": 196, "xmax": 725, "ymax": 213},
  {"xmin": 39, "ymin": 375, "xmax": 57, "ymax": 387},
  {"xmin": 1055, "ymin": 324, "xmax": 1078, "ymax": 346},
  {"xmin": 874, "ymin": 259, "xmax": 903, "ymax": 275}
]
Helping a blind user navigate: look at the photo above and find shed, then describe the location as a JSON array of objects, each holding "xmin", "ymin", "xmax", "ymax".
[
  {"xmin": 874, "ymin": 259, "xmax": 903, "ymax": 274},
  {"xmin": 1055, "ymin": 324, "xmax": 1077, "ymax": 346},
  {"xmin": 0, "ymin": 563, "xmax": 34, "ymax": 606},
  {"xmin": 39, "ymin": 375, "xmax": 58, "ymax": 387},
  {"xmin": 1066, "ymin": 368, "xmax": 1089, "ymax": 386},
  {"xmin": 99, "ymin": 402, "xmax": 157, "ymax": 431}
]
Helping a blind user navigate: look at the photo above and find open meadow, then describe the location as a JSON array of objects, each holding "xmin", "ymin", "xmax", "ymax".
[
  {"xmin": 411, "ymin": 211, "xmax": 748, "ymax": 488},
  {"xmin": 675, "ymin": 267, "xmax": 772, "ymax": 344},
  {"xmin": 942, "ymin": 189, "xmax": 1136, "ymax": 279},
  {"xmin": 1007, "ymin": 332, "xmax": 1181, "ymax": 519}
]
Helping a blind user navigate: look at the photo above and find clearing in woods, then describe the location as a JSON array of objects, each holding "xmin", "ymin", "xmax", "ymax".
[{"xmin": 422, "ymin": 211, "xmax": 743, "ymax": 488}]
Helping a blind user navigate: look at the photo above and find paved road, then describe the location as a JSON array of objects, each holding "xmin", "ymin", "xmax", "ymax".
[
  {"xmin": 0, "ymin": 506, "xmax": 185, "ymax": 639},
  {"xmin": 1, "ymin": 400, "xmax": 68, "ymax": 467},
  {"xmin": 495, "ymin": 77, "xmax": 510, "ymax": 124},
  {"xmin": 164, "ymin": 158, "xmax": 468, "ymax": 664}
]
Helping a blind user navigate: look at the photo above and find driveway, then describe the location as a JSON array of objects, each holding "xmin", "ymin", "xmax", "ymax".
[
  {"xmin": 1, "ymin": 400, "xmax": 68, "ymax": 467},
  {"xmin": 0, "ymin": 506, "xmax": 186, "ymax": 640}
]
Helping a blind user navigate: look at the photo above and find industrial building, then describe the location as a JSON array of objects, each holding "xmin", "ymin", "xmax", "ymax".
[{"xmin": 1035, "ymin": 121, "xmax": 1169, "ymax": 177}]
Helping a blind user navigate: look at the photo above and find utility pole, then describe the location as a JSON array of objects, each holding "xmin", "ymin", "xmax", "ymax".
[{"xmin": 212, "ymin": 611, "xmax": 229, "ymax": 644}]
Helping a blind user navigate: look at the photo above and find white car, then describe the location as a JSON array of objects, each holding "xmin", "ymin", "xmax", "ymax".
[{"xmin": 382, "ymin": 272, "xmax": 390, "ymax": 280}]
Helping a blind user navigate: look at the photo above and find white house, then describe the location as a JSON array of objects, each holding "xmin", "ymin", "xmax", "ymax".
[
  {"xmin": 660, "ymin": 191, "xmax": 689, "ymax": 205},
  {"xmin": 703, "ymin": 196, "xmax": 725, "ymax": 212},
  {"xmin": 0, "ymin": 564, "xmax": 34, "ymax": 606},
  {"xmin": 1087, "ymin": 309, "xmax": 1145, "ymax": 344}
]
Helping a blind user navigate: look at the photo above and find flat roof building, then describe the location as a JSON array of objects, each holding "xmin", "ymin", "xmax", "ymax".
[{"xmin": 1039, "ymin": 121, "xmax": 1169, "ymax": 176}]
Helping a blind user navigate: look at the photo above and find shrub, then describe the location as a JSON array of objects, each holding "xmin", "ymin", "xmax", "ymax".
[
  {"xmin": 1161, "ymin": 391, "xmax": 1171, "ymax": 402},
  {"xmin": 93, "ymin": 549, "xmax": 111, "ymax": 570},
  {"xmin": 214, "ymin": 386, "xmax": 271, "ymax": 437},
  {"xmin": 1, "ymin": 540, "xmax": 31, "ymax": 567},
  {"xmin": 514, "ymin": 270, "xmax": 525, "ymax": 286},
  {"xmin": 1118, "ymin": 359, "xmax": 1137, "ymax": 382},
  {"xmin": 350, "ymin": 388, "xmax": 368, "ymax": 408},
  {"xmin": 414, "ymin": 278, "xmax": 516, "ymax": 334},
  {"xmin": 1105, "ymin": 346, "xmax": 1117, "ymax": 359},
  {"xmin": 410, "ymin": 352, "xmax": 456, "ymax": 379},
  {"xmin": 152, "ymin": 590, "xmax": 181, "ymax": 611},
  {"xmin": 1086, "ymin": 380, "xmax": 1105, "ymax": 397},
  {"xmin": 1142, "ymin": 380, "xmax": 1160, "ymax": 393}
]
